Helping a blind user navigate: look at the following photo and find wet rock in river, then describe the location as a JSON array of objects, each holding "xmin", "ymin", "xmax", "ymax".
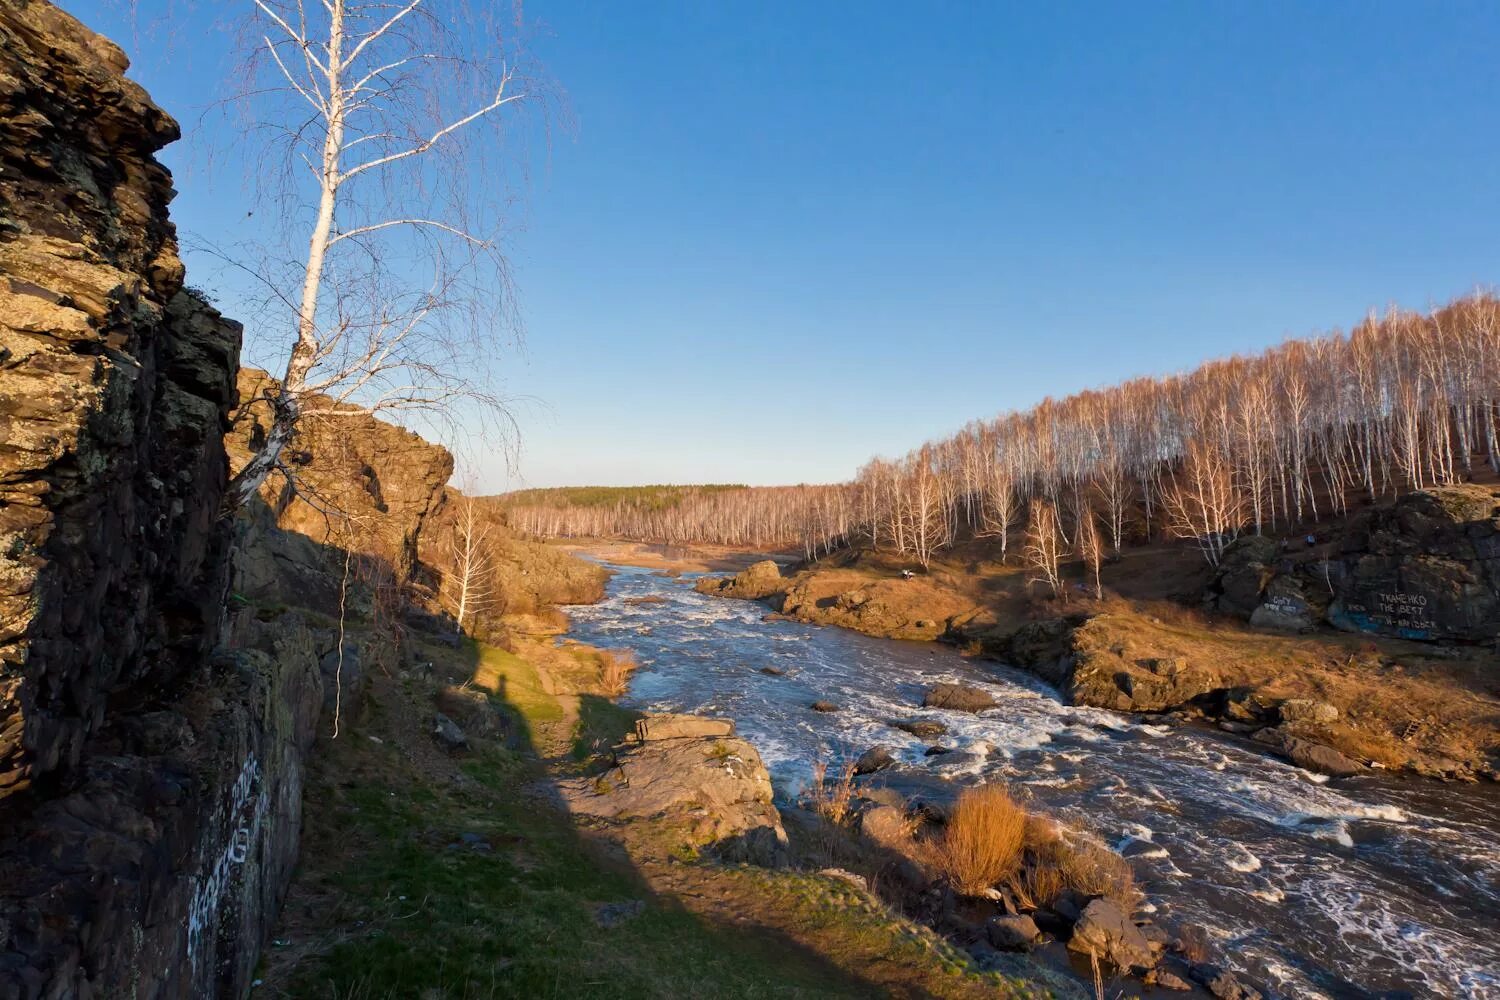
[
  {"xmin": 921, "ymin": 683, "xmax": 997, "ymax": 713},
  {"xmin": 892, "ymin": 719, "xmax": 949, "ymax": 738},
  {"xmin": 1067, "ymin": 898, "xmax": 1157, "ymax": 971},
  {"xmin": 1190, "ymin": 963, "xmax": 1264, "ymax": 1000},
  {"xmin": 1253, "ymin": 727, "xmax": 1364, "ymax": 777},
  {"xmin": 854, "ymin": 745, "xmax": 897, "ymax": 775}
]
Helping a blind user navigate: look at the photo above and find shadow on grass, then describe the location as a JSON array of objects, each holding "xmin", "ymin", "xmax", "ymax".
[{"xmin": 273, "ymin": 634, "xmax": 910, "ymax": 999}]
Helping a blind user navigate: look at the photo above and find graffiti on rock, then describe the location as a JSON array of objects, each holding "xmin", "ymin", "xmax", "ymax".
[{"xmin": 187, "ymin": 752, "xmax": 268, "ymax": 979}]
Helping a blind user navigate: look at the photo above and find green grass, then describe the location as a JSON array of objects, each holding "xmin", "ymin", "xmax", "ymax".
[
  {"xmin": 467, "ymin": 641, "xmax": 564, "ymax": 726},
  {"xmin": 283, "ymin": 742, "xmax": 872, "ymax": 1000}
]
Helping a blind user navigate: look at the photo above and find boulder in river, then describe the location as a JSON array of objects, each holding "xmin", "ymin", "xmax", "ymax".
[
  {"xmin": 1253, "ymin": 727, "xmax": 1364, "ymax": 777},
  {"xmin": 986, "ymin": 914, "xmax": 1041, "ymax": 950},
  {"xmin": 922, "ymin": 683, "xmax": 997, "ymax": 713},
  {"xmin": 853, "ymin": 746, "xmax": 896, "ymax": 775},
  {"xmin": 1190, "ymin": 963, "xmax": 1264, "ymax": 1000},
  {"xmin": 694, "ymin": 560, "xmax": 785, "ymax": 601},
  {"xmin": 1067, "ymin": 898, "xmax": 1156, "ymax": 971},
  {"xmin": 892, "ymin": 719, "xmax": 949, "ymax": 738}
]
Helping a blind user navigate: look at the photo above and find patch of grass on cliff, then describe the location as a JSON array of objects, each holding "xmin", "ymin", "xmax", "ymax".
[{"xmin": 468, "ymin": 641, "xmax": 563, "ymax": 726}]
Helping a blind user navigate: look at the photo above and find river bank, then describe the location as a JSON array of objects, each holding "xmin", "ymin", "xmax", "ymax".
[
  {"xmin": 569, "ymin": 562, "xmax": 1500, "ymax": 999},
  {"xmin": 690, "ymin": 544, "xmax": 1500, "ymax": 784},
  {"xmin": 257, "ymin": 605, "xmax": 1075, "ymax": 997}
]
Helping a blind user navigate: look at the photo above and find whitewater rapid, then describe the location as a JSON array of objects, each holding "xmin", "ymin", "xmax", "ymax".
[{"xmin": 567, "ymin": 563, "xmax": 1500, "ymax": 1000}]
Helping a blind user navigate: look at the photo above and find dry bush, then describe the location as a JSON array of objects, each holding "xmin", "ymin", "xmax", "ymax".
[
  {"xmin": 1008, "ymin": 856, "xmax": 1067, "ymax": 910},
  {"xmin": 804, "ymin": 760, "xmax": 859, "ymax": 826},
  {"xmin": 599, "ymin": 649, "xmax": 638, "ymax": 698},
  {"xmin": 925, "ymin": 783, "xmax": 1026, "ymax": 896},
  {"xmin": 1053, "ymin": 834, "xmax": 1139, "ymax": 909}
]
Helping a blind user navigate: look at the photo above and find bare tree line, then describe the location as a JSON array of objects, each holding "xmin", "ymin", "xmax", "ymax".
[
  {"xmin": 509, "ymin": 292, "xmax": 1500, "ymax": 568},
  {"xmin": 503, "ymin": 485, "xmax": 855, "ymax": 559}
]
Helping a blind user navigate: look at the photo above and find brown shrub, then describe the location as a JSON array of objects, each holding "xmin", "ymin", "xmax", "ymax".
[
  {"xmin": 1008, "ymin": 858, "xmax": 1066, "ymax": 911},
  {"xmin": 599, "ymin": 649, "xmax": 638, "ymax": 698},
  {"xmin": 1053, "ymin": 834, "xmax": 1139, "ymax": 909},
  {"xmin": 926, "ymin": 783, "xmax": 1026, "ymax": 896},
  {"xmin": 804, "ymin": 760, "xmax": 858, "ymax": 826}
]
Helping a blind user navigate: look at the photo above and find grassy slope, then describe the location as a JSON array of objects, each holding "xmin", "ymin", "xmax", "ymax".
[{"xmin": 260, "ymin": 636, "xmax": 1061, "ymax": 999}]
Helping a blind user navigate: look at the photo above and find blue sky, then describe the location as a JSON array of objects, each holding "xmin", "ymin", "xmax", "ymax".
[{"xmin": 66, "ymin": 1, "xmax": 1500, "ymax": 491}]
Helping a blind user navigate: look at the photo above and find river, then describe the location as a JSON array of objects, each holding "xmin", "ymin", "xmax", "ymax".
[{"xmin": 566, "ymin": 562, "xmax": 1500, "ymax": 1000}]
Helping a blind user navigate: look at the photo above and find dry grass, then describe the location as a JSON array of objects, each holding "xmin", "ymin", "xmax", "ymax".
[
  {"xmin": 925, "ymin": 783, "xmax": 1026, "ymax": 896},
  {"xmin": 804, "ymin": 760, "xmax": 859, "ymax": 826},
  {"xmin": 1011, "ymin": 818, "xmax": 1139, "ymax": 910},
  {"xmin": 599, "ymin": 648, "xmax": 638, "ymax": 697}
]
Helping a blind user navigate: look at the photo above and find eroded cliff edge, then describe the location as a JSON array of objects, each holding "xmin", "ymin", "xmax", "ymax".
[{"xmin": 0, "ymin": 4, "xmax": 355, "ymax": 995}]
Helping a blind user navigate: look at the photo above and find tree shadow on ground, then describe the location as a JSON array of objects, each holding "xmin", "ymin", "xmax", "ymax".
[{"xmin": 263, "ymin": 629, "xmax": 924, "ymax": 999}]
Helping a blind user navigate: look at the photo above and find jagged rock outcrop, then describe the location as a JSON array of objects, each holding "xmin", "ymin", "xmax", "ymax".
[
  {"xmin": 227, "ymin": 367, "xmax": 454, "ymax": 604},
  {"xmin": 1206, "ymin": 486, "xmax": 1500, "ymax": 642},
  {"xmin": 694, "ymin": 559, "xmax": 785, "ymax": 601},
  {"xmin": 1004, "ymin": 617, "xmax": 1222, "ymax": 713},
  {"xmin": 0, "ymin": 5, "xmax": 320, "ymax": 996},
  {"xmin": 557, "ymin": 714, "xmax": 788, "ymax": 861},
  {"xmin": 1325, "ymin": 486, "xmax": 1500, "ymax": 642},
  {"xmin": 0, "ymin": 0, "xmax": 241, "ymax": 801}
]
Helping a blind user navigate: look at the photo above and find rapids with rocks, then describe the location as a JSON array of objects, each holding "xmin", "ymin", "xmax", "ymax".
[{"xmin": 567, "ymin": 562, "xmax": 1500, "ymax": 999}]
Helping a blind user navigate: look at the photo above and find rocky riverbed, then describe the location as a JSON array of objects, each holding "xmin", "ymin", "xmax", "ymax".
[{"xmin": 572, "ymin": 561, "xmax": 1500, "ymax": 1000}]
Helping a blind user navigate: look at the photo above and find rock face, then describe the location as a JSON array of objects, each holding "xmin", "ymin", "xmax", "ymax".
[
  {"xmin": 1207, "ymin": 487, "xmax": 1500, "ymax": 643},
  {"xmin": 693, "ymin": 559, "xmax": 785, "ymax": 601},
  {"xmin": 1004, "ymin": 617, "xmax": 1221, "ymax": 714},
  {"xmin": 1325, "ymin": 486, "xmax": 1500, "ymax": 642},
  {"xmin": 0, "ymin": 7, "xmax": 320, "ymax": 996},
  {"xmin": 0, "ymin": 0, "xmax": 241, "ymax": 800},
  {"xmin": 228, "ymin": 366, "xmax": 454, "ymax": 608},
  {"xmin": 558, "ymin": 714, "xmax": 787, "ymax": 859}
]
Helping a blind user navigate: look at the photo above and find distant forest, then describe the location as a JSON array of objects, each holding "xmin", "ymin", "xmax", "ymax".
[{"xmin": 502, "ymin": 293, "xmax": 1500, "ymax": 566}]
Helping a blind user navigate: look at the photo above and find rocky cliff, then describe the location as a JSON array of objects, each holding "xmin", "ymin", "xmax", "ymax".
[
  {"xmin": 227, "ymin": 367, "xmax": 454, "ymax": 614},
  {"xmin": 0, "ymin": 5, "xmax": 319, "ymax": 996},
  {"xmin": 1208, "ymin": 485, "xmax": 1500, "ymax": 643}
]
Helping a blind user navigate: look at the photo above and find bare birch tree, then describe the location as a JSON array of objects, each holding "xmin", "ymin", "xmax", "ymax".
[
  {"xmin": 1076, "ymin": 507, "xmax": 1103, "ymax": 600},
  {"xmin": 1023, "ymin": 500, "xmax": 1065, "ymax": 600},
  {"xmin": 224, "ymin": 0, "xmax": 536, "ymax": 509},
  {"xmin": 443, "ymin": 490, "xmax": 494, "ymax": 632}
]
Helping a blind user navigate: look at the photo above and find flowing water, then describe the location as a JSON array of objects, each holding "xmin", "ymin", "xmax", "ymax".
[{"xmin": 567, "ymin": 562, "xmax": 1500, "ymax": 1000}]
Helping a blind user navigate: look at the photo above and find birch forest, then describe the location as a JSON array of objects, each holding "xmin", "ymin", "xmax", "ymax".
[{"xmin": 503, "ymin": 293, "xmax": 1500, "ymax": 566}]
